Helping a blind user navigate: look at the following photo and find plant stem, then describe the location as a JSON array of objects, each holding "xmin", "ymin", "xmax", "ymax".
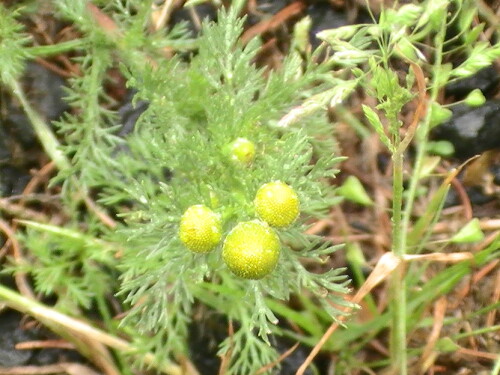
[
  {"xmin": 8, "ymin": 79, "xmax": 70, "ymax": 171},
  {"xmin": 28, "ymin": 39, "xmax": 86, "ymax": 56},
  {"xmin": 401, "ymin": 10, "xmax": 447, "ymax": 249},
  {"xmin": 492, "ymin": 355, "xmax": 500, "ymax": 375},
  {"xmin": 390, "ymin": 146, "xmax": 407, "ymax": 374},
  {"xmin": 388, "ymin": 14, "xmax": 449, "ymax": 374}
]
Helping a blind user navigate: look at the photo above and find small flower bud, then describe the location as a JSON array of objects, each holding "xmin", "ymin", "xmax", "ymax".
[{"xmin": 179, "ymin": 205, "xmax": 221, "ymax": 253}]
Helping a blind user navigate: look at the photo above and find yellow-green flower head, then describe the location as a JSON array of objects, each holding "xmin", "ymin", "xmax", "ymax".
[
  {"xmin": 229, "ymin": 138, "xmax": 255, "ymax": 164},
  {"xmin": 254, "ymin": 181, "xmax": 300, "ymax": 228},
  {"xmin": 179, "ymin": 205, "xmax": 222, "ymax": 253},
  {"xmin": 222, "ymin": 221, "xmax": 280, "ymax": 279}
]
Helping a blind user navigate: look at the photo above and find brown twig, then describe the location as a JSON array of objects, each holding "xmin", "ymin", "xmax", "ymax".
[
  {"xmin": 368, "ymin": 339, "xmax": 390, "ymax": 357},
  {"xmin": 457, "ymin": 347, "xmax": 499, "ymax": 361},
  {"xmin": 432, "ymin": 221, "xmax": 500, "ymax": 239},
  {"xmin": 152, "ymin": 0, "xmax": 177, "ymax": 31},
  {"xmin": 218, "ymin": 320, "xmax": 235, "ymax": 375},
  {"xmin": 0, "ymin": 219, "xmax": 35, "ymax": 299},
  {"xmin": 419, "ymin": 297, "xmax": 447, "ymax": 374},
  {"xmin": 398, "ymin": 62, "xmax": 427, "ymax": 152},
  {"xmin": 34, "ymin": 57, "xmax": 74, "ymax": 78},
  {"xmin": 83, "ymin": 195, "xmax": 117, "ymax": 229},
  {"xmin": 255, "ymin": 342, "xmax": 300, "ymax": 375},
  {"xmin": 241, "ymin": 2, "xmax": 306, "ymax": 44},
  {"xmin": 472, "ymin": 259, "xmax": 499, "ymax": 284},
  {"xmin": 435, "ymin": 164, "xmax": 473, "ymax": 222},
  {"xmin": 15, "ymin": 339, "xmax": 76, "ymax": 350},
  {"xmin": 86, "ymin": 3, "xmax": 121, "ymax": 38},
  {"xmin": 305, "ymin": 218, "xmax": 332, "ymax": 235},
  {"xmin": 0, "ymin": 199, "xmax": 51, "ymax": 223},
  {"xmin": 176, "ymin": 354, "xmax": 201, "ymax": 375},
  {"xmin": 30, "ymin": 15, "xmax": 81, "ymax": 77},
  {"xmin": 486, "ymin": 268, "xmax": 500, "ymax": 327},
  {"xmin": 22, "ymin": 162, "xmax": 56, "ymax": 197},
  {"xmin": 0, "ymin": 363, "xmax": 100, "ymax": 375}
]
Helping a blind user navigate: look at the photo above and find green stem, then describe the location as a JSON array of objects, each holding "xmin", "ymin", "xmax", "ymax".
[
  {"xmin": 391, "ymin": 132, "xmax": 404, "ymax": 260},
  {"xmin": 492, "ymin": 355, "xmax": 500, "ymax": 375},
  {"xmin": 391, "ymin": 14, "xmax": 447, "ymax": 375},
  {"xmin": 401, "ymin": 20, "xmax": 447, "ymax": 249},
  {"xmin": 8, "ymin": 79, "xmax": 70, "ymax": 171},
  {"xmin": 28, "ymin": 39, "xmax": 86, "ymax": 56},
  {"xmin": 94, "ymin": 293, "xmax": 133, "ymax": 375},
  {"xmin": 390, "ymin": 146, "xmax": 407, "ymax": 375}
]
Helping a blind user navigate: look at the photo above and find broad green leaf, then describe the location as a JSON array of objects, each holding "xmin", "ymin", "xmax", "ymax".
[
  {"xmin": 451, "ymin": 218, "xmax": 485, "ymax": 243},
  {"xmin": 425, "ymin": 140, "xmax": 454, "ymax": 157},
  {"xmin": 465, "ymin": 23, "xmax": 485, "ymax": 45},
  {"xmin": 317, "ymin": 25, "xmax": 360, "ymax": 43},
  {"xmin": 429, "ymin": 102, "xmax": 452, "ymax": 128},
  {"xmin": 396, "ymin": 4, "xmax": 422, "ymax": 27},
  {"xmin": 338, "ymin": 176, "xmax": 373, "ymax": 206},
  {"xmin": 464, "ymin": 89, "xmax": 486, "ymax": 107},
  {"xmin": 436, "ymin": 337, "xmax": 460, "ymax": 352}
]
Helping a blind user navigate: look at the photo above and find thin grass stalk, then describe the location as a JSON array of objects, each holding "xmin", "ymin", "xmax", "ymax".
[
  {"xmin": 390, "ymin": 137, "xmax": 408, "ymax": 374},
  {"xmin": 401, "ymin": 15, "xmax": 448, "ymax": 248},
  {"xmin": 8, "ymin": 79, "xmax": 70, "ymax": 171},
  {"xmin": 390, "ymin": 12, "xmax": 448, "ymax": 374}
]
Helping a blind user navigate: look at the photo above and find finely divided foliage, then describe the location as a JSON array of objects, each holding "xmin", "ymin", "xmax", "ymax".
[
  {"xmin": 11, "ymin": 3, "xmax": 350, "ymax": 373},
  {"xmin": 0, "ymin": 4, "xmax": 31, "ymax": 83},
  {"xmin": 107, "ymin": 9, "xmax": 350, "ymax": 372}
]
